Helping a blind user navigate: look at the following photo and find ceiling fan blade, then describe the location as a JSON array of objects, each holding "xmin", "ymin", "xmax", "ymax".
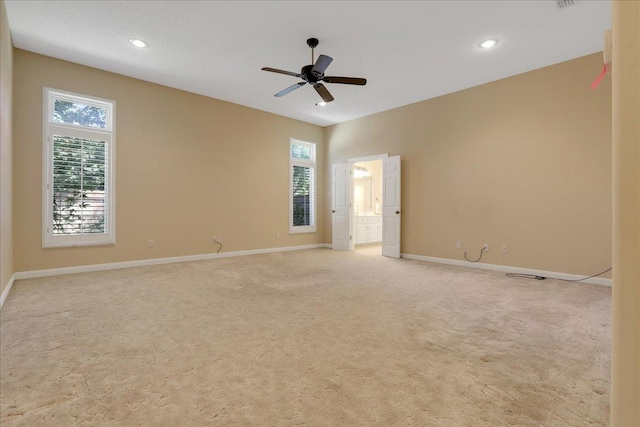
[
  {"xmin": 311, "ymin": 55, "xmax": 333, "ymax": 75},
  {"xmin": 313, "ymin": 83, "xmax": 334, "ymax": 103},
  {"xmin": 262, "ymin": 67, "xmax": 302, "ymax": 78},
  {"xmin": 323, "ymin": 76, "xmax": 367, "ymax": 86},
  {"xmin": 274, "ymin": 82, "xmax": 306, "ymax": 97}
]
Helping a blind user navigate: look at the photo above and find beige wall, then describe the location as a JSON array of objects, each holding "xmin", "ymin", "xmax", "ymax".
[
  {"xmin": 13, "ymin": 50, "xmax": 324, "ymax": 272},
  {"xmin": 4, "ymin": 5, "xmax": 639, "ymax": 420},
  {"xmin": 611, "ymin": 1, "xmax": 640, "ymax": 425},
  {"xmin": 0, "ymin": 0, "xmax": 13, "ymax": 296},
  {"xmin": 325, "ymin": 53, "xmax": 612, "ymax": 277}
]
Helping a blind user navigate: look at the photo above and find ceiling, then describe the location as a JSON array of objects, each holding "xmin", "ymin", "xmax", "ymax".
[{"xmin": 4, "ymin": 1, "xmax": 611, "ymax": 127}]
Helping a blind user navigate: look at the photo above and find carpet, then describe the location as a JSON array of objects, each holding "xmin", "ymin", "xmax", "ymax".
[{"xmin": 0, "ymin": 247, "xmax": 610, "ymax": 426}]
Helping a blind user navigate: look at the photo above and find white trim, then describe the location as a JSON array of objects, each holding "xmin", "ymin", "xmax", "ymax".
[
  {"xmin": 0, "ymin": 274, "xmax": 15, "ymax": 309},
  {"xmin": 6, "ymin": 247, "xmax": 605, "ymax": 304},
  {"xmin": 289, "ymin": 163, "xmax": 316, "ymax": 234},
  {"xmin": 48, "ymin": 124, "xmax": 112, "ymax": 140},
  {"xmin": 400, "ymin": 253, "xmax": 612, "ymax": 287},
  {"xmin": 14, "ymin": 244, "xmax": 329, "ymax": 280},
  {"xmin": 348, "ymin": 153, "xmax": 389, "ymax": 164},
  {"xmin": 45, "ymin": 88, "xmax": 114, "ymax": 131},
  {"xmin": 42, "ymin": 87, "xmax": 117, "ymax": 249},
  {"xmin": 289, "ymin": 138, "xmax": 317, "ymax": 234},
  {"xmin": 289, "ymin": 139, "xmax": 316, "ymax": 163}
]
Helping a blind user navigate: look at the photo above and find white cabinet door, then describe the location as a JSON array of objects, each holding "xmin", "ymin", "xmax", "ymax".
[
  {"xmin": 367, "ymin": 226, "xmax": 377, "ymax": 243},
  {"xmin": 356, "ymin": 225, "xmax": 368, "ymax": 244},
  {"xmin": 332, "ymin": 163, "xmax": 351, "ymax": 250},
  {"xmin": 382, "ymin": 156, "xmax": 401, "ymax": 258},
  {"xmin": 372, "ymin": 225, "xmax": 382, "ymax": 242}
]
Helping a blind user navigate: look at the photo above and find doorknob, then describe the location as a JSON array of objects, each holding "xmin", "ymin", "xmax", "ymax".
[
  {"xmin": 395, "ymin": 211, "xmax": 400, "ymax": 214},
  {"xmin": 332, "ymin": 210, "xmax": 336, "ymax": 213}
]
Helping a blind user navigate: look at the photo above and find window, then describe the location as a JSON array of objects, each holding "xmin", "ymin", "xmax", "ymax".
[
  {"xmin": 290, "ymin": 139, "xmax": 316, "ymax": 234},
  {"xmin": 43, "ymin": 88, "xmax": 116, "ymax": 247}
]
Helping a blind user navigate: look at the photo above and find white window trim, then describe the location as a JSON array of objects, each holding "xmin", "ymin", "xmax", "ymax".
[
  {"xmin": 42, "ymin": 87, "xmax": 116, "ymax": 248},
  {"xmin": 289, "ymin": 138, "xmax": 316, "ymax": 234}
]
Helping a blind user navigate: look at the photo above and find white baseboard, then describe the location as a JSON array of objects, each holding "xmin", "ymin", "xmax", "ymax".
[
  {"xmin": 400, "ymin": 253, "xmax": 612, "ymax": 287},
  {"xmin": 14, "ymin": 244, "xmax": 331, "ymax": 280},
  {"xmin": 0, "ymin": 273, "xmax": 15, "ymax": 310},
  {"xmin": 8, "ymin": 245, "xmax": 607, "ymax": 302}
]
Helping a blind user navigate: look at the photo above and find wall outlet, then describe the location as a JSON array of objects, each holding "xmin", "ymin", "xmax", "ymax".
[
  {"xmin": 213, "ymin": 236, "xmax": 220, "ymax": 243},
  {"xmin": 276, "ymin": 232, "xmax": 281, "ymax": 239},
  {"xmin": 483, "ymin": 243, "xmax": 489, "ymax": 252},
  {"xmin": 456, "ymin": 241, "xmax": 462, "ymax": 249},
  {"xmin": 502, "ymin": 244, "xmax": 508, "ymax": 254},
  {"xmin": 148, "ymin": 239, "xmax": 154, "ymax": 248}
]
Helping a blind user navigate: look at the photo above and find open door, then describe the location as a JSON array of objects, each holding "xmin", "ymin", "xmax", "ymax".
[
  {"xmin": 332, "ymin": 163, "xmax": 351, "ymax": 250},
  {"xmin": 382, "ymin": 155, "xmax": 401, "ymax": 258}
]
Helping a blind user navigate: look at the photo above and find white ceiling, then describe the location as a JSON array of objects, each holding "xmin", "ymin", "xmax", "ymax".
[{"xmin": 5, "ymin": 0, "xmax": 611, "ymax": 127}]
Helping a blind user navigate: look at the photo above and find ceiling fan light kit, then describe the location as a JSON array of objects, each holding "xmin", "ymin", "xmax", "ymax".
[
  {"xmin": 262, "ymin": 38, "xmax": 367, "ymax": 104},
  {"xmin": 479, "ymin": 39, "xmax": 498, "ymax": 49},
  {"xmin": 129, "ymin": 38, "xmax": 147, "ymax": 48}
]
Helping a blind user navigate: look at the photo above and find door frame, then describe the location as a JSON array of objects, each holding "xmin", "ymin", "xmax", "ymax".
[{"xmin": 347, "ymin": 153, "xmax": 389, "ymax": 251}]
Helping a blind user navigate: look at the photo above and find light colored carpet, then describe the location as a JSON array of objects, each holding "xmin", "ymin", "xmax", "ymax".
[{"xmin": 0, "ymin": 247, "xmax": 610, "ymax": 426}]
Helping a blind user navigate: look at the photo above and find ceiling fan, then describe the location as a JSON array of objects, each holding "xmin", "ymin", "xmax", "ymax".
[{"xmin": 261, "ymin": 38, "xmax": 367, "ymax": 103}]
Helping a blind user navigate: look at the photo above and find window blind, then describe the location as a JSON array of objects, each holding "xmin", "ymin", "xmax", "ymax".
[
  {"xmin": 52, "ymin": 135, "xmax": 108, "ymax": 235},
  {"xmin": 292, "ymin": 165, "xmax": 315, "ymax": 227}
]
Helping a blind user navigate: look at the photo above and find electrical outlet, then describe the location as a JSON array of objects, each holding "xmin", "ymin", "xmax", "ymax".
[
  {"xmin": 483, "ymin": 243, "xmax": 489, "ymax": 252},
  {"xmin": 456, "ymin": 241, "xmax": 462, "ymax": 249},
  {"xmin": 148, "ymin": 239, "xmax": 154, "ymax": 248},
  {"xmin": 213, "ymin": 236, "xmax": 219, "ymax": 243},
  {"xmin": 502, "ymin": 244, "xmax": 508, "ymax": 254},
  {"xmin": 276, "ymin": 232, "xmax": 281, "ymax": 239}
]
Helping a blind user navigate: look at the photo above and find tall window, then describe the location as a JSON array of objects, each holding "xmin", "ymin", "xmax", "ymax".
[
  {"xmin": 289, "ymin": 139, "xmax": 316, "ymax": 233},
  {"xmin": 43, "ymin": 88, "xmax": 116, "ymax": 247}
]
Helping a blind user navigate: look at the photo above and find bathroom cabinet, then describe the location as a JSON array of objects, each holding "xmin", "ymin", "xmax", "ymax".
[{"xmin": 355, "ymin": 215, "xmax": 382, "ymax": 244}]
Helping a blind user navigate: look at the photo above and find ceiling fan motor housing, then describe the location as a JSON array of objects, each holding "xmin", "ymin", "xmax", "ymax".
[{"xmin": 301, "ymin": 64, "xmax": 321, "ymax": 83}]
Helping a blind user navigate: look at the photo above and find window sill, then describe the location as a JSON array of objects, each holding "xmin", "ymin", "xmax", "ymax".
[
  {"xmin": 289, "ymin": 227, "xmax": 317, "ymax": 235},
  {"xmin": 43, "ymin": 238, "xmax": 116, "ymax": 249}
]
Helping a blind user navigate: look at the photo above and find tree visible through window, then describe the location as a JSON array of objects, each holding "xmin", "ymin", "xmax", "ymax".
[
  {"xmin": 54, "ymin": 99, "xmax": 106, "ymax": 128},
  {"xmin": 290, "ymin": 140, "xmax": 316, "ymax": 233},
  {"xmin": 43, "ymin": 88, "xmax": 115, "ymax": 247},
  {"xmin": 52, "ymin": 135, "xmax": 107, "ymax": 234},
  {"xmin": 292, "ymin": 165, "xmax": 312, "ymax": 226}
]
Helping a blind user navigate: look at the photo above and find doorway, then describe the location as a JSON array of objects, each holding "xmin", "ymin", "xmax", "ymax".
[
  {"xmin": 353, "ymin": 159, "xmax": 383, "ymax": 252},
  {"xmin": 331, "ymin": 153, "xmax": 401, "ymax": 258}
]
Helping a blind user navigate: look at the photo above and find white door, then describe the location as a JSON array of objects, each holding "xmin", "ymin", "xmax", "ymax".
[
  {"xmin": 382, "ymin": 155, "xmax": 401, "ymax": 258},
  {"xmin": 332, "ymin": 163, "xmax": 351, "ymax": 250}
]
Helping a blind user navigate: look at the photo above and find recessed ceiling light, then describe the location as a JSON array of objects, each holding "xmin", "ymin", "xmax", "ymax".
[
  {"xmin": 479, "ymin": 39, "xmax": 498, "ymax": 49},
  {"xmin": 129, "ymin": 39, "xmax": 147, "ymax": 48},
  {"xmin": 316, "ymin": 101, "xmax": 327, "ymax": 107}
]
